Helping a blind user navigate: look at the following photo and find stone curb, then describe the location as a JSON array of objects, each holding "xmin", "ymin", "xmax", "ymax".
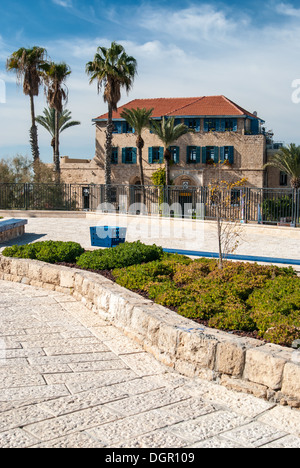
[{"xmin": 0, "ymin": 255, "xmax": 299, "ymax": 408}]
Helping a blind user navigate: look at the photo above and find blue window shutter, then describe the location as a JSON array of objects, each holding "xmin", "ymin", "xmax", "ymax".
[
  {"xmin": 195, "ymin": 119, "xmax": 200, "ymax": 132},
  {"xmin": 251, "ymin": 119, "xmax": 258, "ymax": 134},
  {"xmin": 186, "ymin": 146, "xmax": 191, "ymax": 163},
  {"xmin": 122, "ymin": 148, "xmax": 126, "ymax": 164},
  {"xmin": 174, "ymin": 118, "xmax": 181, "ymax": 126},
  {"xmin": 184, "ymin": 119, "xmax": 189, "ymax": 127},
  {"xmin": 111, "ymin": 147, "xmax": 118, "ymax": 164},
  {"xmin": 215, "ymin": 119, "xmax": 221, "ymax": 132},
  {"xmin": 221, "ymin": 119, "xmax": 226, "ymax": 132},
  {"xmin": 228, "ymin": 146, "xmax": 234, "ymax": 164},
  {"xmin": 233, "ymin": 119, "xmax": 237, "ymax": 132},
  {"xmin": 204, "ymin": 120, "xmax": 209, "ymax": 132},
  {"xmin": 115, "ymin": 122, "xmax": 122, "ymax": 134},
  {"xmin": 196, "ymin": 147, "xmax": 201, "ymax": 164},
  {"xmin": 132, "ymin": 147, "xmax": 137, "ymax": 164},
  {"xmin": 202, "ymin": 147, "xmax": 207, "ymax": 164},
  {"xmin": 159, "ymin": 147, "xmax": 164, "ymax": 164},
  {"xmin": 220, "ymin": 147, "xmax": 225, "ymax": 163},
  {"xmin": 174, "ymin": 146, "xmax": 180, "ymax": 164},
  {"xmin": 214, "ymin": 147, "xmax": 219, "ymax": 163},
  {"xmin": 148, "ymin": 147, "xmax": 153, "ymax": 164}
]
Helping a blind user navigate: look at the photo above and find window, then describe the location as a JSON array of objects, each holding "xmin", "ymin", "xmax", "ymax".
[
  {"xmin": 112, "ymin": 121, "xmax": 123, "ymax": 134},
  {"xmin": 206, "ymin": 146, "xmax": 215, "ymax": 162},
  {"xmin": 170, "ymin": 146, "xmax": 180, "ymax": 164},
  {"xmin": 184, "ymin": 118, "xmax": 200, "ymax": 132},
  {"xmin": 122, "ymin": 147, "xmax": 137, "ymax": 164},
  {"xmin": 224, "ymin": 146, "xmax": 230, "ymax": 160},
  {"xmin": 280, "ymin": 171, "xmax": 288, "ymax": 186},
  {"xmin": 152, "ymin": 147, "xmax": 161, "ymax": 163},
  {"xmin": 187, "ymin": 146, "xmax": 200, "ymax": 164},
  {"xmin": 220, "ymin": 146, "xmax": 234, "ymax": 164},
  {"xmin": 204, "ymin": 119, "xmax": 219, "ymax": 132},
  {"xmin": 224, "ymin": 119, "xmax": 236, "ymax": 131},
  {"xmin": 111, "ymin": 147, "xmax": 118, "ymax": 165},
  {"xmin": 124, "ymin": 122, "xmax": 134, "ymax": 134},
  {"xmin": 148, "ymin": 147, "xmax": 164, "ymax": 164}
]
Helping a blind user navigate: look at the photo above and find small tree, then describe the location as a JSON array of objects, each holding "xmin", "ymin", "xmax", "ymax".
[
  {"xmin": 209, "ymin": 166, "xmax": 247, "ymax": 269},
  {"xmin": 36, "ymin": 107, "xmax": 80, "ymax": 162}
]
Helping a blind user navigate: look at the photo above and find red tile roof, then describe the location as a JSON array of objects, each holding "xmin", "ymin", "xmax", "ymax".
[{"xmin": 94, "ymin": 95, "xmax": 262, "ymax": 120}]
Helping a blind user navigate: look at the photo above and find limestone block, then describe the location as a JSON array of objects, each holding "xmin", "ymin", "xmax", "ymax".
[
  {"xmin": 176, "ymin": 331, "xmax": 218, "ymax": 369},
  {"xmin": 41, "ymin": 265, "xmax": 60, "ymax": 285},
  {"xmin": 244, "ymin": 345, "xmax": 287, "ymax": 390},
  {"xmin": 157, "ymin": 324, "xmax": 179, "ymax": 355},
  {"xmin": 220, "ymin": 374, "xmax": 268, "ymax": 399},
  {"xmin": 130, "ymin": 305, "xmax": 150, "ymax": 336},
  {"xmin": 281, "ymin": 362, "xmax": 300, "ymax": 400},
  {"xmin": 60, "ymin": 268, "xmax": 75, "ymax": 289},
  {"xmin": 27, "ymin": 262, "xmax": 43, "ymax": 282},
  {"xmin": 0, "ymin": 257, "xmax": 12, "ymax": 274},
  {"xmin": 215, "ymin": 340, "xmax": 246, "ymax": 377}
]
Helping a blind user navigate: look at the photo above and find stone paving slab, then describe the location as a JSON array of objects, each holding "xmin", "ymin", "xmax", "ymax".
[{"xmin": 0, "ymin": 279, "xmax": 300, "ymax": 448}]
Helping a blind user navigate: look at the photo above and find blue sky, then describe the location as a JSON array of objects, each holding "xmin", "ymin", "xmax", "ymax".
[{"xmin": 1, "ymin": 0, "xmax": 300, "ymax": 163}]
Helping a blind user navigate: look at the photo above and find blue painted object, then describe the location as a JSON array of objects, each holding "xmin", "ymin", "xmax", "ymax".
[
  {"xmin": 163, "ymin": 248, "xmax": 300, "ymax": 266},
  {"xmin": 90, "ymin": 226, "xmax": 127, "ymax": 248}
]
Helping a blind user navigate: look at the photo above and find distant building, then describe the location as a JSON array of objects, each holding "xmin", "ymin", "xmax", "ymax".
[{"xmin": 60, "ymin": 95, "xmax": 285, "ymax": 189}]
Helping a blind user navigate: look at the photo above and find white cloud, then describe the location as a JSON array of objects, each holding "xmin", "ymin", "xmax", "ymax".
[
  {"xmin": 276, "ymin": 2, "xmax": 300, "ymax": 17},
  {"xmin": 139, "ymin": 4, "xmax": 248, "ymax": 43},
  {"xmin": 52, "ymin": 0, "xmax": 73, "ymax": 8}
]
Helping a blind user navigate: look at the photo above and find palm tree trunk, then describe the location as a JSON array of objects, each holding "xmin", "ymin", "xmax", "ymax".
[
  {"xmin": 164, "ymin": 150, "xmax": 171, "ymax": 206},
  {"xmin": 29, "ymin": 94, "xmax": 40, "ymax": 182},
  {"xmin": 54, "ymin": 109, "xmax": 60, "ymax": 183},
  {"xmin": 104, "ymin": 104, "xmax": 113, "ymax": 203},
  {"xmin": 105, "ymin": 105, "xmax": 113, "ymax": 185},
  {"xmin": 138, "ymin": 143, "xmax": 146, "ymax": 206}
]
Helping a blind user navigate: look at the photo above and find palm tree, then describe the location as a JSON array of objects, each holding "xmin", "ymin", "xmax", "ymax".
[
  {"xmin": 264, "ymin": 143, "xmax": 300, "ymax": 225},
  {"xmin": 264, "ymin": 143, "xmax": 300, "ymax": 189},
  {"xmin": 86, "ymin": 42, "xmax": 137, "ymax": 190},
  {"xmin": 42, "ymin": 62, "xmax": 71, "ymax": 180},
  {"xmin": 120, "ymin": 107, "xmax": 153, "ymax": 202},
  {"xmin": 6, "ymin": 46, "xmax": 47, "ymax": 179},
  {"xmin": 36, "ymin": 107, "xmax": 80, "ymax": 161},
  {"xmin": 150, "ymin": 117, "xmax": 193, "ymax": 186}
]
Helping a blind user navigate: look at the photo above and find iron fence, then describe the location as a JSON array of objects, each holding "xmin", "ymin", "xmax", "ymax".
[{"xmin": 0, "ymin": 183, "xmax": 299, "ymax": 226}]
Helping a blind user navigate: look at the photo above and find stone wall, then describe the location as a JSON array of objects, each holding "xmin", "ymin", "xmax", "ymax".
[{"xmin": 0, "ymin": 255, "xmax": 299, "ymax": 408}]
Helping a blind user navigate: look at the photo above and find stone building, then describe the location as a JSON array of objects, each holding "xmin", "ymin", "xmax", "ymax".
[{"xmin": 60, "ymin": 95, "xmax": 285, "ymax": 190}]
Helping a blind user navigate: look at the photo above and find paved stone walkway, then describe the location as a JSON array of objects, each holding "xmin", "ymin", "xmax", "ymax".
[{"xmin": 0, "ymin": 280, "xmax": 300, "ymax": 448}]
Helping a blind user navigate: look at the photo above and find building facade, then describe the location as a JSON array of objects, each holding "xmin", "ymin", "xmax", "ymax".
[{"xmin": 60, "ymin": 95, "xmax": 285, "ymax": 189}]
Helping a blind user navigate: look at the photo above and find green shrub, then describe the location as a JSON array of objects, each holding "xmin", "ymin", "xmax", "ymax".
[
  {"xmin": 113, "ymin": 253, "xmax": 191, "ymax": 291},
  {"xmin": 247, "ymin": 275, "xmax": 300, "ymax": 342},
  {"xmin": 2, "ymin": 241, "xmax": 84, "ymax": 264},
  {"xmin": 76, "ymin": 241, "xmax": 163, "ymax": 271},
  {"xmin": 263, "ymin": 324, "xmax": 300, "ymax": 347},
  {"xmin": 112, "ymin": 256, "xmax": 300, "ymax": 347}
]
